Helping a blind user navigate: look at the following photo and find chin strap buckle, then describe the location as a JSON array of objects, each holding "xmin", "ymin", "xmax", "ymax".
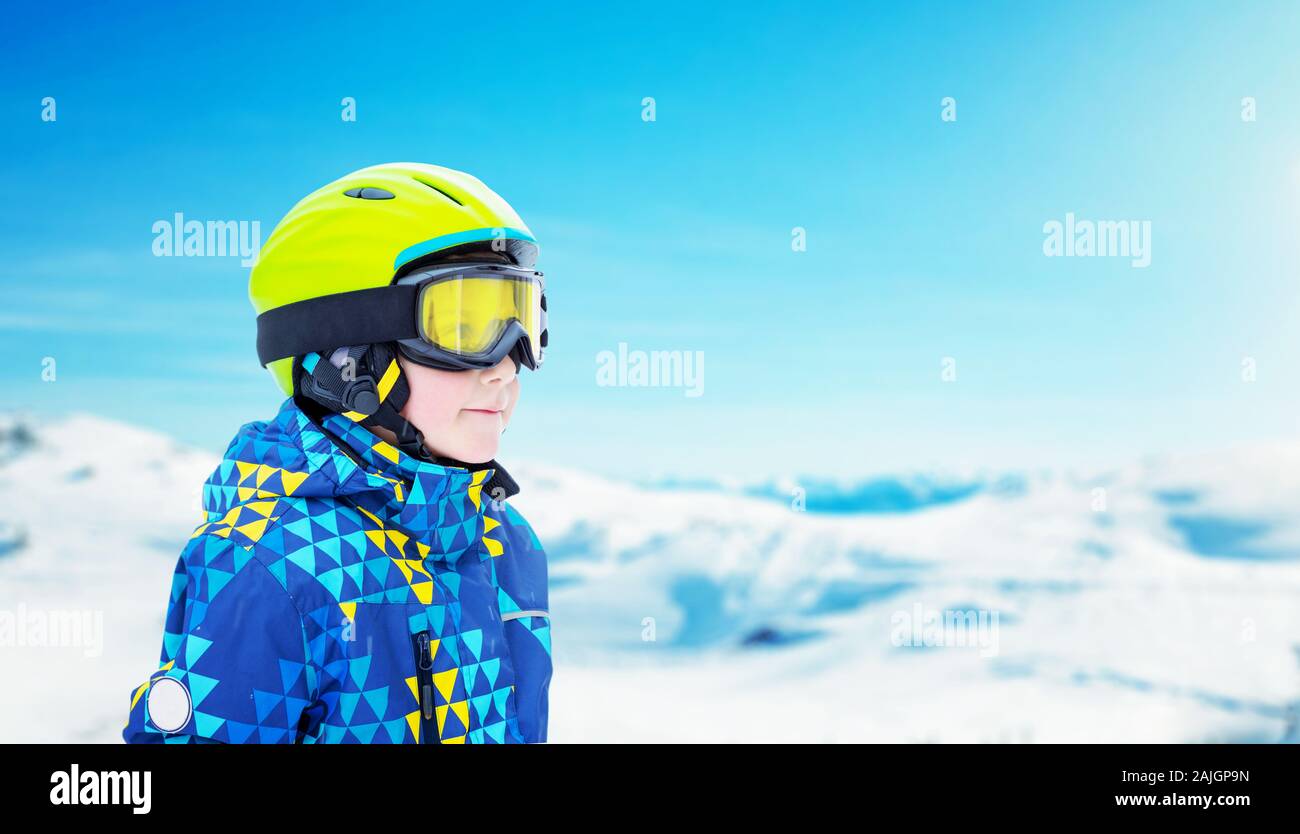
[{"xmin": 340, "ymin": 377, "xmax": 380, "ymax": 416}]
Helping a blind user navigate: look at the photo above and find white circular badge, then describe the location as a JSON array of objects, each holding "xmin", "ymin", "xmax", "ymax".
[{"xmin": 147, "ymin": 676, "xmax": 193, "ymax": 733}]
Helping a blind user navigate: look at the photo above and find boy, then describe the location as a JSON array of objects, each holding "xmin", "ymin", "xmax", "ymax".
[{"xmin": 122, "ymin": 163, "xmax": 552, "ymax": 743}]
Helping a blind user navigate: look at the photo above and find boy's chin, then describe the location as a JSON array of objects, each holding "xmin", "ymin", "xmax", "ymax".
[{"xmin": 436, "ymin": 437, "xmax": 499, "ymax": 466}]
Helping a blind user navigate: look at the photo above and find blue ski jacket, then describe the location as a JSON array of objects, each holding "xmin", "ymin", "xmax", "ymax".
[{"xmin": 123, "ymin": 398, "xmax": 551, "ymax": 743}]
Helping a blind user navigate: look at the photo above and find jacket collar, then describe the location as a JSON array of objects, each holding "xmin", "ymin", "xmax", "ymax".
[
  {"xmin": 200, "ymin": 398, "xmax": 501, "ymax": 563},
  {"xmin": 309, "ymin": 408, "xmax": 499, "ymax": 559}
]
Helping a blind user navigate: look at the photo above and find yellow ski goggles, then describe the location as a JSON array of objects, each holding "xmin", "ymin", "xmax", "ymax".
[
  {"xmin": 256, "ymin": 261, "xmax": 547, "ymax": 373},
  {"xmin": 395, "ymin": 262, "xmax": 547, "ymax": 371}
]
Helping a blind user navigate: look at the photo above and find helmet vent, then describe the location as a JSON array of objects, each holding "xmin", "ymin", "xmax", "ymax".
[
  {"xmin": 412, "ymin": 176, "xmax": 464, "ymax": 206},
  {"xmin": 343, "ymin": 187, "xmax": 395, "ymax": 200}
]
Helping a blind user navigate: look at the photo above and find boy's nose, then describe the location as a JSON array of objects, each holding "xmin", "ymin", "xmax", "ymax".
[{"xmin": 481, "ymin": 353, "xmax": 517, "ymax": 385}]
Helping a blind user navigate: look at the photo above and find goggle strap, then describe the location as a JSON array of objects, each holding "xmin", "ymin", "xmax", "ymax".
[{"xmin": 257, "ymin": 285, "xmax": 420, "ymax": 367}]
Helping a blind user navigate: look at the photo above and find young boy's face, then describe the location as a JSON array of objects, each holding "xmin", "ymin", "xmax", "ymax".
[{"xmin": 397, "ymin": 352, "xmax": 519, "ymax": 464}]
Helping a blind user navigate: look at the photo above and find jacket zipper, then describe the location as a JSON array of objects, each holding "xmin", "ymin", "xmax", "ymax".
[
  {"xmin": 411, "ymin": 630, "xmax": 439, "ymax": 744},
  {"xmin": 329, "ymin": 493, "xmax": 470, "ymax": 746}
]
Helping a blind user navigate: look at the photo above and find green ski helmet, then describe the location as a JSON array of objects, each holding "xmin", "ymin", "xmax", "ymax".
[
  {"xmin": 250, "ymin": 162, "xmax": 547, "ymax": 467},
  {"xmin": 251, "ymin": 161, "xmax": 543, "ymax": 395}
]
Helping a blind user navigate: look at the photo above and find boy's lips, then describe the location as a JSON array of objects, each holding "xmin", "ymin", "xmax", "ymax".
[{"xmin": 462, "ymin": 407, "xmax": 503, "ymax": 415}]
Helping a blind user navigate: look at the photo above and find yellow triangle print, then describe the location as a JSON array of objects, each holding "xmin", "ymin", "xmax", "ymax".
[
  {"xmin": 433, "ymin": 668, "xmax": 459, "ymax": 702},
  {"xmin": 386, "ymin": 529, "xmax": 409, "ymax": 552},
  {"xmin": 434, "ymin": 693, "xmax": 466, "ymax": 743},
  {"xmin": 373, "ymin": 441, "xmax": 399, "ymax": 464},
  {"xmin": 279, "ymin": 469, "xmax": 310, "ymax": 495},
  {"xmin": 236, "ymin": 517, "xmax": 269, "ymax": 541},
  {"xmin": 235, "ymin": 460, "xmax": 259, "ymax": 485},
  {"xmin": 365, "ymin": 529, "xmax": 388, "ymax": 554}
]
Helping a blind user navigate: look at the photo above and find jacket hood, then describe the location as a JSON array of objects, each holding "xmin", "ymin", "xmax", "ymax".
[{"xmin": 200, "ymin": 398, "xmax": 505, "ymax": 562}]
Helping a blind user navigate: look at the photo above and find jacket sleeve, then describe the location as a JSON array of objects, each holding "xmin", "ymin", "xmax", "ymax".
[
  {"xmin": 123, "ymin": 533, "xmax": 315, "ymax": 744},
  {"xmin": 487, "ymin": 502, "xmax": 553, "ymax": 742}
]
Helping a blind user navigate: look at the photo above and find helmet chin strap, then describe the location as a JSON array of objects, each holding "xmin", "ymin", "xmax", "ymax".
[
  {"xmin": 365, "ymin": 397, "xmax": 432, "ymax": 460},
  {"xmin": 365, "ymin": 403, "xmax": 519, "ymax": 501}
]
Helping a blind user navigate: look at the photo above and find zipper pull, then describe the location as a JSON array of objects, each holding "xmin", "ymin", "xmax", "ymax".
[
  {"xmin": 416, "ymin": 631, "xmax": 434, "ymax": 721},
  {"xmin": 416, "ymin": 632, "xmax": 432, "ymax": 670}
]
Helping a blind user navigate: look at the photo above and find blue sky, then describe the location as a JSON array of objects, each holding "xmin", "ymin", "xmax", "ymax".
[{"xmin": 2, "ymin": 1, "xmax": 1299, "ymax": 480}]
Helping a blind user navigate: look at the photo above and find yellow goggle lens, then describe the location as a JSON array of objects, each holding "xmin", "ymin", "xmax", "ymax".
[{"xmin": 418, "ymin": 275, "xmax": 542, "ymax": 357}]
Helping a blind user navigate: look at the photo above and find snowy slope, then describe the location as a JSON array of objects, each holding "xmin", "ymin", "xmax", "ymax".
[
  {"xmin": 1, "ymin": 412, "xmax": 1298, "ymax": 743},
  {"xmin": 0, "ymin": 412, "xmax": 220, "ymax": 743}
]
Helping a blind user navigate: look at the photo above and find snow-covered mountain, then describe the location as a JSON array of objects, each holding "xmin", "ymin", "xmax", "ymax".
[
  {"xmin": 636, "ymin": 470, "xmax": 1026, "ymax": 514},
  {"xmin": 1, "ymin": 411, "xmax": 1298, "ymax": 743}
]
